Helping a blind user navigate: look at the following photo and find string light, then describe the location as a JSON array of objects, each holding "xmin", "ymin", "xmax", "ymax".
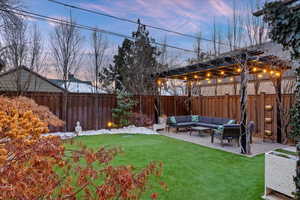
[
  {"xmin": 236, "ymin": 68, "xmax": 241, "ymax": 73},
  {"xmin": 206, "ymin": 72, "xmax": 211, "ymax": 77},
  {"xmin": 263, "ymin": 69, "xmax": 267, "ymax": 73},
  {"xmin": 193, "ymin": 75, "xmax": 199, "ymax": 79},
  {"xmin": 184, "ymin": 76, "xmax": 187, "ymax": 80},
  {"xmin": 217, "ymin": 79, "xmax": 222, "ymax": 83},
  {"xmin": 220, "ymin": 71, "xmax": 225, "ymax": 75},
  {"xmin": 230, "ymin": 77, "xmax": 234, "ymax": 81},
  {"xmin": 252, "ymin": 67, "xmax": 257, "ymax": 72},
  {"xmin": 270, "ymin": 70, "xmax": 274, "ymax": 75},
  {"xmin": 157, "ymin": 80, "xmax": 162, "ymax": 85},
  {"xmin": 107, "ymin": 122, "xmax": 113, "ymax": 128},
  {"xmin": 275, "ymin": 72, "xmax": 281, "ymax": 77},
  {"xmin": 207, "ymin": 80, "xmax": 211, "ymax": 84},
  {"xmin": 258, "ymin": 74, "xmax": 263, "ymax": 78}
]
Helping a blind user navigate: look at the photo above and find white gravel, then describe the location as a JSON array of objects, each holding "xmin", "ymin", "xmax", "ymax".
[{"xmin": 44, "ymin": 125, "xmax": 158, "ymax": 139}]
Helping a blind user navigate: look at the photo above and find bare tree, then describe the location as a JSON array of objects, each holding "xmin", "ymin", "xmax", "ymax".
[
  {"xmin": 50, "ymin": 17, "xmax": 84, "ymax": 90},
  {"xmin": 245, "ymin": 0, "xmax": 269, "ymax": 46},
  {"xmin": 89, "ymin": 30, "xmax": 108, "ymax": 93},
  {"xmin": 50, "ymin": 17, "xmax": 84, "ymax": 130},
  {"xmin": 0, "ymin": 0, "xmax": 20, "ymax": 26},
  {"xmin": 0, "ymin": 17, "xmax": 44, "ymax": 94},
  {"xmin": 226, "ymin": 0, "xmax": 244, "ymax": 51}
]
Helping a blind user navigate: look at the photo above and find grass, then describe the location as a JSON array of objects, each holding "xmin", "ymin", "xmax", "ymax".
[
  {"xmin": 275, "ymin": 148, "xmax": 297, "ymax": 156},
  {"xmin": 65, "ymin": 134, "xmax": 264, "ymax": 200}
]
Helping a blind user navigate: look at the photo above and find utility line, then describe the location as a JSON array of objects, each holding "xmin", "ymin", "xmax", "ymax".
[
  {"xmin": 1, "ymin": 8, "xmax": 198, "ymax": 53},
  {"xmin": 48, "ymin": 0, "xmax": 229, "ymax": 47}
]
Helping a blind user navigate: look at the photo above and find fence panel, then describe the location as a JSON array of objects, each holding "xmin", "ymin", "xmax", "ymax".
[{"xmin": 1, "ymin": 92, "xmax": 294, "ymax": 137}]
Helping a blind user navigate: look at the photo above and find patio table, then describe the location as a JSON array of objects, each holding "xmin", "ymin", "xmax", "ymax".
[{"xmin": 190, "ymin": 126, "xmax": 212, "ymax": 137}]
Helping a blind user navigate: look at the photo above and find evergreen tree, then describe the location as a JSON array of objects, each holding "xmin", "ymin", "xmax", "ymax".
[
  {"xmin": 99, "ymin": 20, "xmax": 161, "ymax": 95},
  {"xmin": 258, "ymin": 1, "xmax": 300, "ymax": 199},
  {"xmin": 99, "ymin": 39, "xmax": 133, "ymax": 92},
  {"xmin": 112, "ymin": 90, "xmax": 136, "ymax": 127}
]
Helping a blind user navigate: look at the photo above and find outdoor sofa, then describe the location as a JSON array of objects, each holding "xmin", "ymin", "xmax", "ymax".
[
  {"xmin": 166, "ymin": 115, "xmax": 241, "ymax": 146},
  {"xmin": 166, "ymin": 115, "xmax": 255, "ymax": 146},
  {"xmin": 166, "ymin": 115, "xmax": 237, "ymax": 130}
]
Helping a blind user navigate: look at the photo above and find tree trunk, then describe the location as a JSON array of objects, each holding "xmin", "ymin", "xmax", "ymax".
[{"xmin": 240, "ymin": 62, "xmax": 250, "ymax": 154}]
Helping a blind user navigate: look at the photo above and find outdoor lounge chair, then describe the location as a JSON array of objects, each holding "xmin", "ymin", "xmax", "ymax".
[
  {"xmin": 211, "ymin": 121, "xmax": 255, "ymax": 147},
  {"xmin": 211, "ymin": 124, "xmax": 241, "ymax": 147}
]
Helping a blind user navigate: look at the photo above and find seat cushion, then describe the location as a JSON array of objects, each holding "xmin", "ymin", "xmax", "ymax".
[
  {"xmin": 176, "ymin": 122, "xmax": 196, "ymax": 127},
  {"xmin": 175, "ymin": 116, "xmax": 192, "ymax": 123},
  {"xmin": 196, "ymin": 122, "xmax": 219, "ymax": 129},
  {"xmin": 198, "ymin": 116, "xmax": 213, "ymax": 124}
]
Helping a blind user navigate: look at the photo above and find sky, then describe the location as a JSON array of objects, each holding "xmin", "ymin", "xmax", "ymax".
[
  {"xmin": 24, "ymin": 0, "xmax": 264, "ymax": 53},
  {"xmin": 21, "ymin": 0, "xmax": 266, "ymax": 79}
]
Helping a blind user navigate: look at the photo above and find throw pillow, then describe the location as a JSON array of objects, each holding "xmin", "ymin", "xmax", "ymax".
[
  {"xmin": 227, "ymin": 119, "xmax": 235, "ymax": 124},
  {"xmin": 217, "ymin": 125, "xmax": 224, "ymax": 131},
  {"xmin": 191, "ymin": 115, "xmax": 199, "ymax": 122},
  {"xmin": 169, "ymin": 116, "xmax": 176, "ymax": 124},
  {"xmin": 214, "ymin": 125, "xmax": 224, "ymax": 134}
]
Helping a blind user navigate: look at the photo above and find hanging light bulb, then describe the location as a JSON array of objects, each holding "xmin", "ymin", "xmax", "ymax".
[
  {"xmin": 236, "ymin": 68, "xmax": 241, "ymax": 73},
  {"xmin": 270, "ymin": 70, "xmax": 274, "ymax": 75},
  {"xmin": 217, "ymin": 79, "xmax": 222, "ymax": 83},
  {"xmin": 206, "ymin": 72, "xmax": 211, "ymax": 77},
  {"xmin": 207, "ymin": 79, "xmax": 211, "ymax": 84},
  {"xmin": 275, "ymin": 72, "xmax": 281, "ymax": 77},
  {"xmin": 258, "ymin": 74, "xmax": 263, "ymax": 78},
  {"xmin": 193, "ymin": 74, "xmax": 199, "ymax": 79},
  {"xmin": 184, "ymin": 76, "xmax": 187, "ymax": 80},
  {"xmin": 230, "ymin": 77, "xmax": 234, "ymax": 81},
  {"xmin": 220, "ymin": 71, "xmax": 225, "ymax": 75},
  {"xmin": 263, "ymin": 69, "xmax": 267, "ymax": 73},
  {"xmin": 157, "ymin": 79, "xmax": 162, "ymax": 85},
  {"xmin": 252, "ymin": 67, "xmax": 257, "ymax": 72}
]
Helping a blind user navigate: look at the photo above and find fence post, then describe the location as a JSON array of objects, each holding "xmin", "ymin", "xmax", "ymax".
[
  {"xmin": 260, "ymin": 92, "xmax": 265, "ymax": 139},
  {"xmin": 225, "ymin": 93, "xmax": 229, "ymax": 118}
]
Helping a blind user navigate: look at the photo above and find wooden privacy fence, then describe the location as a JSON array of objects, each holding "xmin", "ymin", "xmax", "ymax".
[
  {"xmin": 1, "ymin": 92, "xmax": 189, "ymax": 132},
  {"xmin": 1, "ymin": 92, "xmax": 294, "ymax": 139},
  {"xmin": 191, "ymin": 93, "xmax": 294, "ymax": 141}
]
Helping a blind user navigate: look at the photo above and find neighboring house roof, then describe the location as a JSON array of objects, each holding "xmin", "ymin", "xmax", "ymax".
[
  {"xmin": 49, "ymin": 74, "xmax": 106, "ymax": 93},
  {"xmin": 0, "ymin": 66, "xmax": 66, "ymax": 93}
]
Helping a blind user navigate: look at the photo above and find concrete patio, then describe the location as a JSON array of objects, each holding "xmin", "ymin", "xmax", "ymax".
[{"xmin": 160, "ymin": 130, "xmax": 289, "ymax": 157}]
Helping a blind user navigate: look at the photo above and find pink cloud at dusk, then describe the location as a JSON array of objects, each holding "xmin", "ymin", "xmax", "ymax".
[{"xmin": 80, "ymin": 0, "xmax": 234, "ymax": 35}]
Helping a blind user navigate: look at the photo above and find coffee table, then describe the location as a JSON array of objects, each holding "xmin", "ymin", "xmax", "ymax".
[{"xmin": 190, "ymin": 126, "xmax": 212, "ymax": 136}]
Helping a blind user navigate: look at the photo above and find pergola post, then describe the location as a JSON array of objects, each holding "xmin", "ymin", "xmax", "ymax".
[
  {"xmin": 275, "ymin": 78, "xmax": 282, "ymax": 143},
  {"xmin": 187, "ymin": 80, "xmax": 192, "ymax": 115},
  {"xmin": 240, "ymin": 60, "xmax": 250, "ymax": 154}
]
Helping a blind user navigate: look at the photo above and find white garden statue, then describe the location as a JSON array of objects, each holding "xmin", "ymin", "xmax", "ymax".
[{"xmin": 75, "ymin": 121, "xmax": 82, "ymax": 136}]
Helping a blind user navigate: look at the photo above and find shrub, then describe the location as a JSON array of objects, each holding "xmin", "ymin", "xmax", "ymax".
[
  {"xmin": 112, "ymin": 90, "xmax": 137, "ymax": 127},
  {"xmin": 130, "ymin": 112, "xmax": 153, "ymax": 127},
  {"xmin": 0, "ymin": 96, "xmax": 164, "ymax": 199}
]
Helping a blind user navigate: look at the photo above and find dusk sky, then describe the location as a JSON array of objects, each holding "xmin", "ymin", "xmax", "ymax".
[{"xmin": 24, "ymin": 0, "xmax": 264, "ymax": 55}]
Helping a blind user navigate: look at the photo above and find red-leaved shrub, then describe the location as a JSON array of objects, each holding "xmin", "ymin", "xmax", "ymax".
[
  {"xmin": 130, "ymin": 112, "xmax": 154, "ymax": 127},
  {"xmin": 0, "ymin": 96, "xmax": 165, "ymax": 199}
]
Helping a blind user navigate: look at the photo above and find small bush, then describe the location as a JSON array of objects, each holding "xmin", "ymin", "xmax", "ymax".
[{"xmin": 130, "ymin": 112, "xmax": 153, "ymax": 127}]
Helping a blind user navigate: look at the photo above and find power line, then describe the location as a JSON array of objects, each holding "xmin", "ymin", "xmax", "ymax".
[
  {"xmin": 48, "ymin": 0, "xmax": 229, "ymax": 47},
  {"xmin": 1, "ymin": 8, "xmax": 198, "ymax": 53}
]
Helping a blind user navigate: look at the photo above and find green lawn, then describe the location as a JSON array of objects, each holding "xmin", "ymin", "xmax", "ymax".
[{"xmin": 66, "ymin": 134, "xmax": 264, "ymax": 200}]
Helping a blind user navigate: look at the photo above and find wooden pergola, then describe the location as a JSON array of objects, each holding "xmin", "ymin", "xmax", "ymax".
[{"xmin": 157, "ymin": 49, "xmax": 291, "ymax": 154}]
